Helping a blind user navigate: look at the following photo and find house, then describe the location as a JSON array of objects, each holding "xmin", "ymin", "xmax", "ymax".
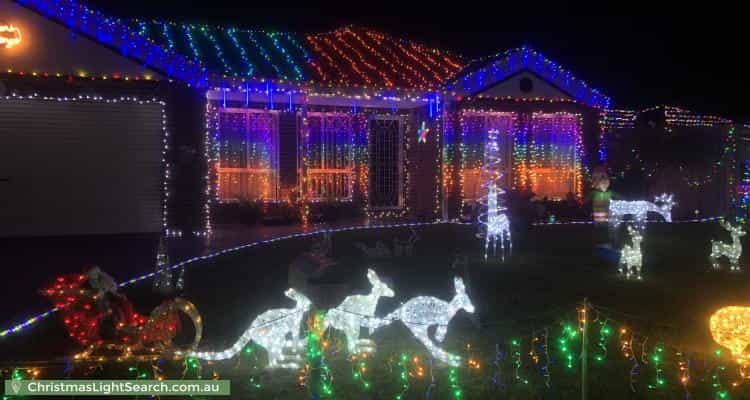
[{"xmin": 0, "ymin": 0, "xmax": 742, "ymax": 237}]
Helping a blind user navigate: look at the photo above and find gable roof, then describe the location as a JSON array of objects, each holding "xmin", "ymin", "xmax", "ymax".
[{"xmin": 448, "ymin": 46, "xmax": 611, "ymax": 109}]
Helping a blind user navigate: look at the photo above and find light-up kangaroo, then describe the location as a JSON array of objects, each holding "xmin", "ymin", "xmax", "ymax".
[
  {"xmin": 325, "ymin": 269, "xmax": 394, "ymax": 353},
  {"xmin": 372, "ymin": 277, "xmax": 475, "ymax": 366},
  {"xmin": 192, "ymin": 288, "xmax": 311, "ymax": 369}
]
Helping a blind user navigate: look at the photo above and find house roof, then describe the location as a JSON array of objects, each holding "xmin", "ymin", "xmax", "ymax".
[
  {"xmin": 123, "ymin": 21, "xmax": 465, "ymax": 90},
  {"xmin": 16, "ymin": 0, "xmax": 611, "ymax": 107},
  {"xmin": 448, "ymin": 46, "xmax": 612, "ymax": 109}
]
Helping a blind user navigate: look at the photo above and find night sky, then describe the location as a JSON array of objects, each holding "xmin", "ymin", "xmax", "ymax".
[{"xmin": 87, "ymin": 3, "xmax": 749, "ymax": 121}]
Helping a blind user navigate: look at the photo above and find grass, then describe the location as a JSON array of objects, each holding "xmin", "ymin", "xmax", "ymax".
[{"xmin": 3, "ymin": 222, "xmax": 750, "ymax": 399}]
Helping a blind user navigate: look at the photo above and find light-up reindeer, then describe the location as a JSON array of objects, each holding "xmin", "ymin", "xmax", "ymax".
[
  {"xmin": 619, "ymin": 225, "xmax": 643, "ymax": 280},
  {"xmin": 325, "ymin": 269, "xmax": 394, "ymax": 354},
  {"xmin": 710, "ymin": 221, "xmax": 746, "ymax": 271},
  {"xmin": 371, "ymin": 277, "xmax": 475, "ymax": 366},
  {"xmin": 192, "ymin": 289, "xmax": 312, "ymax": 369},
  {"xmin": 609, "ymin": 193, "xmax": 675, "ymax": 226}
]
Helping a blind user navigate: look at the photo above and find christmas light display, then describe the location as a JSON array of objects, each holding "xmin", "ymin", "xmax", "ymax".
[
  {"xmin": 710, "ymin": 306, "xmax": 750, "ymax": 364},
  {"xmin": 478, "ymin": 128, "xmax": 511, "ymax": 260},
  {"xmin": 307, "ymin": 26, "xmax": 462, "ymax": 89},
  {"xmin": 0, "ymin": 24, "xmax": 22, "ymax": 49},
  {"xmin": 618, "ymin": 225, "xmax": 644, "ymax": 280},
  {"xmin": 372, "ymin": 277, "xmax": 475, "ymax": 366},
  {"xmin": 152, "ymin": 236, "xmax": 173, "ymax": 294},
  {"xmin": 192, "ymin": 288, "xmax": 311, "ymax": 368},
  {"xmin": 325, "ymin": 269, "xmax": 394, "ymax": 354},
  {"xmin": 447, "ymin": 46, "xmax": 611, "ymax": 109},
  {"xmin": 18, "ymin": 0, "xmax": 206, "ymax": 86},
  {"xmin": 215, "ymin": 108, "xmax": 280, "ymax": 202},
  {"xmin": 41, "ymin": 269, "xmax": 202, "ymax": 361},
  {"xmin": 710, "ymin": 221, "xmax": 746, "ymax": 271},
  {"xmin": 609, "ymin": 194, "xmax": 675, "ymax": 226},
  {"xmin": 1, "ymin": 222, "xmax": 454, "ymax": 339}
]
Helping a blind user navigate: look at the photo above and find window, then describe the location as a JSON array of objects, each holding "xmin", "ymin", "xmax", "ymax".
[
  {"xmin": 217, "ymin": 109, "xmax": 280, "ymax": 202},
  {"xmin": 460, "ymin": 112, "xmax": 515, "ymax": 202},
  {"xmin": 525, "ymin": 112, "xmax": 582, "ymax": 200},
  {"xmin": 369, "ymin": 117, "xmax": 403, "ymax": 209},
  {"xmin": 305, "ymin": 112, "xmax": 354, "ymax": 201}
]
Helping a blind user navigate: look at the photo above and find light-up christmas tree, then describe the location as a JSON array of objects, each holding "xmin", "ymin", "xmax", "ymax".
[
  {"xmin": 478, "ymin": 129, "xmax": 511, "ymax": 260},
  {"xmin": 152, "ymin": 236, "xmax": 173, "ymax": 295}
]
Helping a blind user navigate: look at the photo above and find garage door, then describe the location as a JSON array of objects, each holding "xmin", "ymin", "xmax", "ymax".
[{"xmin": 0, "ymin": 97, "xmax": 164, "ymax": 237}]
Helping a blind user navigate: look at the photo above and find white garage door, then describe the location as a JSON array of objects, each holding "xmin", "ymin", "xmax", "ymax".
[{"xmin": 0, "ymin": 97, "xmax": 164, "ymax": 237}]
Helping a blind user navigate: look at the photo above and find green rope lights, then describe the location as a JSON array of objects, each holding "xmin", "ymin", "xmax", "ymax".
[
  {"xmin": 559, "ymin": 323, "xmax": 578, "ymax": 370},
  {"xmin": 594, "ymin": 320, "xmax": 612, "ymax": 362},
  {"xmin": 394, "ymin": 352, "xmax": 410, "ymax": 400}
]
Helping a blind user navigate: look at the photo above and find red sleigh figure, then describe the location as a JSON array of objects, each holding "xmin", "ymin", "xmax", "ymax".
[{"xmin": 42, "ymin": 267, "xmax": 202, "ymax": 360}]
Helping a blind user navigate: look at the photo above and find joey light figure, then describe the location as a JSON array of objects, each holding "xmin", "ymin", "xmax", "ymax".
[
  {"xmin": 618, "ymin": 225, "xmax": 643, "ymax": 280},
  {"xmin": 192, "ymin": 288, "xmax": 311, "ymax": 369},
  {"xmin": 371, "ymin": 277, "xmax": 475, "ymax": 366},
  {"xmin": 710, "ymin": 221, "xmax": 746, "ymax": 271},
  {"xmin": 609, "ymin": 193, "xmax": 675, "ymax": 227},
  {"xmin": 325, "ymin": 269, "xmax": 394, "ymax": 354},
  {"xmin": 710, "ymin": 306, "xmax": 750, "ymax": 364}
]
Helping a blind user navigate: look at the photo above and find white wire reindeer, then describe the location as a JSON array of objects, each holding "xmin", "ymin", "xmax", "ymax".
[
  {"xmin": 324, "ymin": 269, "xmax": 394, "ymax": 354},
  {"xmin": 618, "ymin": 225, "xmax": 643, "ymax": 280},
  {"xmin": 609, "ymin": 193, "xmax": 675, "ymax": 226},
  {"xmin": 480, "ymin": 182, "xmax": 511, "ymax": 260},
  {"xmin": 710, "ymin": 221, "xmax": 746, "ymax": 271},
  {"xmin": 192, "ymin": 289, "xmax": 312, "ymax": 369},
  {"xmin": 370, "ymin": 277, "xmax": 475, "ymax": 366}
]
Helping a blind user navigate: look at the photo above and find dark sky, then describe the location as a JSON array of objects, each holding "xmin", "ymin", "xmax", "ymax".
[{"xmin": 87, "ymin": 3, "xmax": 749, "ymax": 121}]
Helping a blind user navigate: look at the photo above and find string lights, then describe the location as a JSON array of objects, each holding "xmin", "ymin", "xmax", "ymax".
[{"xmin": 711, "ymin": 306, "xmax": 750, "ymax": 365}]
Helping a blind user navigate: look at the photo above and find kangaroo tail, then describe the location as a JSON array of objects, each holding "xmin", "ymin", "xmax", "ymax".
[{"xmin": 192, "ymin": 327, "xmax": 253, "ymax": 361}]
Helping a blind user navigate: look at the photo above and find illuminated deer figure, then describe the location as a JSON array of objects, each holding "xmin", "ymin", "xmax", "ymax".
[
  {"xmin": 609, "ymin": 193, "xmax": 675, "ymax": 226},
  {"xmin": 710, "ymin": 221, "xmax": 746, "ymax": 271},
  {"xmin": 619, "ymin": 225, "xmax": 643, "ymax": 280},
  {"xmin": 371, "ymin": 277, "xmax": 475, "ymax": 366},
  {"xmin": 192, "ymin": 289, "xmax": 311, "ymax": 369},
  {"xmin": 325, "ymin": 269, "xmax": 394, "ymax": 353}
]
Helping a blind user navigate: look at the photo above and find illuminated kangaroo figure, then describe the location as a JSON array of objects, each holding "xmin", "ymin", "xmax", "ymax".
[
  {"xmin": 192, "ymin": 289, "xmax": 311, "ymax": 369},
  {"xmin": 325, "ymin": 269, "xmax": 394, "ymax": 353},
  {"xmin": 372, "ymin": 277, "xmax": 475, "ymax": 366}
]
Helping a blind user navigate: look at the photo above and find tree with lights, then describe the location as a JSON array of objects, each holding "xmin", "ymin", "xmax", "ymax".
[{"xmin": 478, "ymin": 129, "xmax": 511, "ymax": 260}]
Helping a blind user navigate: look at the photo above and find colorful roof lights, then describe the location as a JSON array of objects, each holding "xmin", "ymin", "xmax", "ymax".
[{"xmin": 16, "ymin": 0, "xmax": 613, "ymax": 102}]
